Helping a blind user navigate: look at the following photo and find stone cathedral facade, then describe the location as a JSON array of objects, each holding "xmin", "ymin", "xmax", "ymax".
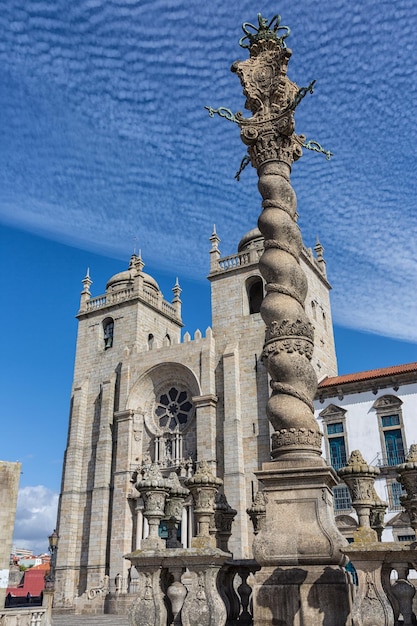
[{"xmin": 54, "ymin": 226, "xmax": 337, "ymax": 609}]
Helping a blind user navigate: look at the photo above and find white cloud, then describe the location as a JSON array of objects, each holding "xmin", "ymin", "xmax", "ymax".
[
  {"xmin": 0, "ymin": 0, "xmax": 416, "ymax": 341},
  {"xmin": 13, "ymin": 486, "xmax": 59, "ymax": 556}
]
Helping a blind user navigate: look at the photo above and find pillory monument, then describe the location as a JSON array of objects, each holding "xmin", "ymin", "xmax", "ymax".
[
  {"xmin": 52, "ymin": 12, "xmax": 417, "ymax": 626},
  {"xmin": 225, "ymin": 13, "xmax": 351, "ymax": 624}
]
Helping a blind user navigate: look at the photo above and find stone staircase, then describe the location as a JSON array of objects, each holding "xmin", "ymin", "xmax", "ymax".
[{"xmin": 52, "ymin": 614, "xmax": 129, "ymax": 625}]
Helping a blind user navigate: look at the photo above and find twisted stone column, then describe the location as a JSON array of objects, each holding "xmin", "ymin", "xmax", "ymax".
[
  {"xmin": 228, "ymin": 15, "xmax": 352, "ymax": 624},
  {"xmin": 232, "ymin": 15, "xmax": 321, "ymax": 464}
]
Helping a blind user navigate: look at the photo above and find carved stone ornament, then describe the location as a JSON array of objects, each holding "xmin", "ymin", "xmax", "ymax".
[
  {"xmin": 231, "ymin": 47, "xmax": 305, "ymax": 169},
  {"xmin": 265, "ymin": 318, "xmax": 314, "ymax": 343},
  {"xmin": 338, "ymin": 451, "xmax": 380, "ymax": 542},
  {"xmin": 397, "ymin": 444, "xmax": 417, "ymax": 532},
  {"xmin": 164, "ymin": 471, "xmax": 189, "ymax": 548},
  {"xmin": 128, "ymin": 570, "xmax": 167, "ymax": 626},
  {"xmin": 185, "ymin": 461, "xmax": 223, "ymax": 547},
  {"xmin": 247, "ymin": 490, "xmax": 267, "ymax": 535},
  {"xmin": 369, "ymin": 487, "xmax": 387, "ymax": 542},
  {"xmin": 182, "ymin": 568, "xmax": 226, "ymax": 626},
  {"xmin": 271, "ymin": 427, "xmax": 322, "ymax": 452},
  {"xmin": 135, "ymin": 462, "xmax": 170, "ymax": 547},
  {"xmin": 214, "ymin": 492, "xmax": 237, "ymax": 552}
]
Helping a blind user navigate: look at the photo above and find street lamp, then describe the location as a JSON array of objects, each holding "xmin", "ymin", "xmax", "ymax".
[{"xmin": 44, "ymin": 530, "xmax": 59, "ymax": 590}]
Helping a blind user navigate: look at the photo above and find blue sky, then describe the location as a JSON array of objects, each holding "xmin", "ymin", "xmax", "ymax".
[{"xmin": 1, "ymin": 0, "xmax": 416, "ymax": 553}]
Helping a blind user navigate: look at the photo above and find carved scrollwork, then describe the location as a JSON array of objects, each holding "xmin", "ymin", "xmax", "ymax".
[
  {"xmin": 265, "ymin": 318, "xmax": 314, "ymax": 343},
  {"xmin": 271, "ymin": 427, "xmax": 322, "ymax": 450}
]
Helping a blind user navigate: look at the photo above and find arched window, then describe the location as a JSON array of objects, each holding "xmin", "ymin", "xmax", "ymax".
[
  {"xmin": 322, "ymin": 312, "xmax": 327, "ymax": 329},
  {"xmin": 165, "ymin": 334, "xmax": 171, "ymax": 346},
  {"xmin": 148, "ymin": 333, "xmax": 154, "ymax": 349},
  {"xmin": 311, "ymin": 301, "xmax": 317, "ymax": 320},
  {"xmin": 103, "ymin": 318, "xmax": 114, "ymax": 350},
  {"xmin": 247, "ymin": 276, "xmax": 263, "ymax": 315}
]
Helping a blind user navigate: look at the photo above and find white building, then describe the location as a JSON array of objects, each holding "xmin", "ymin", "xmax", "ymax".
[{"xmin": 315, "ymin": 362, "xmax": 417, "ymax": 542}]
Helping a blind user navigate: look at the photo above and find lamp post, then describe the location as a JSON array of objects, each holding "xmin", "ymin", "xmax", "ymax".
[{"xmin": 45, "ymin": 530, "xmax": 58, "ymax": 590}]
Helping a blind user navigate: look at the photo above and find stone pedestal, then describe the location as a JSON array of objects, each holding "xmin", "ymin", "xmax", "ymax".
[
  {"xmin": 254, "ymin": 565, "xmax": 351, "ymax": 626},
  {"xmin": 252, "ymin": 461, "xmax": 352, "ymax": 625}
]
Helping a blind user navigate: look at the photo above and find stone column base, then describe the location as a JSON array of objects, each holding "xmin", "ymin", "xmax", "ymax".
[
  {"xmin": 253, "ymin": 565, "xmax": 352, "ymax": 626},
  {"xmin": 253, "ymin": 461, "xmax": 348, "ymax": 567}
]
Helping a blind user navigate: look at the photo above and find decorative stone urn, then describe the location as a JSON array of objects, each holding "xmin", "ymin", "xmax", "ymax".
[
  {"xmin": 135, "ymin": 462, "xmax": 171, "ymax": 549},
  {"xmin": 185, "ymin": 460, "xmax": 223, "ymax": 548},
  {"xmin": 338, "ymin": 450, "xmax": 380, "ymax": 543},
  {"xmin": 164, "ymin": 471, "xmax": 189, "ymax": 548},
  {"xmin": 397, "ymin": 444, "xmax": 417, "ymax": 533}
]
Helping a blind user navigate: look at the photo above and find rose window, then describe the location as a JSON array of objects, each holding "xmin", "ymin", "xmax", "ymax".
[{"xmin": 155, "ymin": 387, "xmax": 193, "ymax": 431}]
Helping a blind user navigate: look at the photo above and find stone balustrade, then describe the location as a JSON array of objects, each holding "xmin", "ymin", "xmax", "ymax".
[
  {"xmin": 83, "ymin": 286, "xmax": 177, "ymax": 318},
  {"xmin": 0, "ymin": 609, "xmax": 47, "ymax": 625},
  {"xmin": 343, "ymin": 542, "xmax": 417, "ymax": 626}
]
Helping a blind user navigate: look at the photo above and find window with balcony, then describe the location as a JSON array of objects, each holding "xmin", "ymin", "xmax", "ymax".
[
  {"xmin": 318, "ymin": 404, "xmax": 348, "ymax": 471},
  {"xmin": 373, "ymin": 396, "xmax": 406, "ymax": 466}
]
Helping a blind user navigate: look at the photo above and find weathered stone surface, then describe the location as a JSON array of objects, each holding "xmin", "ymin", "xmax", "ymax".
[{"xmin": 0, "ymin": 461, "xmax": 21, "ymax": 608}]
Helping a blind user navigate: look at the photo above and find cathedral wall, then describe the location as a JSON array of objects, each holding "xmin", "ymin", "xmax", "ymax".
[{"xmin": 302, "ymin": 255, "xmax": 338, "ymax": 379}]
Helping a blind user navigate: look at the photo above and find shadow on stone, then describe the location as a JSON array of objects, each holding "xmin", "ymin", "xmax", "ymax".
[
  {"xmin": 307, "ymin": 566, "xmax": 351, "ymax": 626},
  {"xmin": 255, "ymin": 567, "xmax": 307, "ymax": 625}
]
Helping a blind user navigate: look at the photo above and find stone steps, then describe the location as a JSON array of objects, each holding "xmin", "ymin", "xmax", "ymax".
[{"xmin": 52, "ymin": 615, "xmax": 128, "ymax": 625}]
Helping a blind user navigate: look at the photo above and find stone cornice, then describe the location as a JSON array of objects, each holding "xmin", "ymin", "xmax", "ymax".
[
  {"xmin": 192, "ymin": 394, "xmax": 218, "ymax": 408},
  {"xmin": 316, "ymin": 370, "xmax": 416, "ymax": 403}
]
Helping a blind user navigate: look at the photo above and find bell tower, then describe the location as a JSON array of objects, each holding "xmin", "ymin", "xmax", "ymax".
[{"xmin": 208, "ymin": 225, "xmax": 337, "ymax": 558}]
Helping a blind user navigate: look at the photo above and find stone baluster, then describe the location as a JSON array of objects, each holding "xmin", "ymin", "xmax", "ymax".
[
  {"xmin": 135, "ymin": 463, "xmax": 170, "ymax": 549},
  {"xmin": 185, "ymin": 460, "xmax": 222, "ymax": 549},
  {"xmin": 181, "ymin": 567, "xmax": 227, "ymax": 626},
  {"xmin": 389, "ymin": 562, "xmax": 416, "ymax": 626},
  {"xmin": 338, "ymin": 450, "xmax": 380, "ymax": 543},
  {"xmin": 166, "ymin": 566, "xmax": 187, "ymax": 626}
]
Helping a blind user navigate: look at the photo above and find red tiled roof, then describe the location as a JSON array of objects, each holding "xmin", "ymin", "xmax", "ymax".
[
  {"xmin": 31, "ymin": 563, "xmax": 49, "ymax": 571},
  {"xmin": 318, "ymin": 362, "xmax": 417, "ymax": 388}
]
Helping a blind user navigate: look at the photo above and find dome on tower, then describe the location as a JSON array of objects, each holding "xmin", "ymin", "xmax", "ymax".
[
  {"xmin": 141, "ymin": 272, "xmax": 160, "ymax": 293},
  {"xmin": 106, "ymin": 269, "xmax": 134, "ymax": 291},
  {"xmin": 238, "ymin": 227, "xmax": 264, "ymax": 252},
  {"xmin": 105, "ymin": 254, "xmax": 160, "ymax": 293}
]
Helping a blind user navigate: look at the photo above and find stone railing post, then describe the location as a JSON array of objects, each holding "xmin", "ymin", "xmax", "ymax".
[
  {"xmin": 135, "ymin": 463, "xmax": 170, "ymax": 549},
  {"xmin": 185, "ymin": 460, "xmax": 222, "ymax": 549},
  {"xmin": 338, "ymin": 450, "xmax": 381, "ymax": 543}
]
